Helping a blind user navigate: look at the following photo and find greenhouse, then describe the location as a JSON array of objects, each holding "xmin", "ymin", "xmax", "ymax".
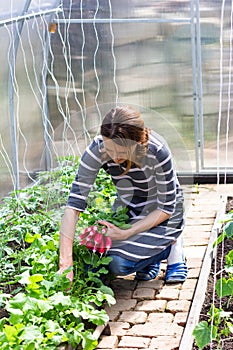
[{"xmin": 0, "ymin": 1, "xmax": 233, "ymax": 349}]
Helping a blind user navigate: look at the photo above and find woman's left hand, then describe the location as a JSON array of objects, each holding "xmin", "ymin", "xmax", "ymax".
[{"xmin": 98, "ymin": 220, "xmax": 129, "ymax": 240}]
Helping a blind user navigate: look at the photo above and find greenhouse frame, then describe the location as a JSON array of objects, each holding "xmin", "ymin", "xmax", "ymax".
[
  {"xmin": 1, "ymin": 2, "xmax": 233, "ymax": 350},
  {"xmin": 1, "ymin": 0, "xmax": 232, "ymax": 198}
]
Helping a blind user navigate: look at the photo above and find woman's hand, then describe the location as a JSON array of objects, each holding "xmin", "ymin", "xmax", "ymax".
[
  {"xmin": 98, "ymin": 220, "xmax": 129, "ymax": 240},
  {"xmin": 58, "ymin": 265, "xmax": 74, "ymax": 286},
  {"xmin": 99, "ymin": 209, "xmax": 171, "ymax": 242}
]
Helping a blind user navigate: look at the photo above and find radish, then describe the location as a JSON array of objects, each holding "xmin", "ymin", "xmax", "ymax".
[
  {"xmin": 105, "ymin": 236, "xmax": 112, "ymax": 250},
  {"xmin": 79, "ymin": 223, "xmax": 113, "ymax": 255}
]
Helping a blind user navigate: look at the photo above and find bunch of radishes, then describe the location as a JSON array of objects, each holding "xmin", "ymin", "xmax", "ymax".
[{"xmin": 79, "ymin": 224, "xmax": 112, "ymax": 255}]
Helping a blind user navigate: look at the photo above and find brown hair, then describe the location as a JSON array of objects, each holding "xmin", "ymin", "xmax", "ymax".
[{"xmin": 100, "ymin": 106, "xmax": 149, "ymax": 174}]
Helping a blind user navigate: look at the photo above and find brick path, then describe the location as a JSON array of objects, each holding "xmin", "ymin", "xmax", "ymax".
[{"xmin": 96, "ymin": 184, "xmax": 232, "ymax": 350}]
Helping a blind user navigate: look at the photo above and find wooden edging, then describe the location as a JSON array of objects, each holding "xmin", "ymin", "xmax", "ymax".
[{"xmin": 179, "ymin": 194, "xmax": 227, "ymax": 350}]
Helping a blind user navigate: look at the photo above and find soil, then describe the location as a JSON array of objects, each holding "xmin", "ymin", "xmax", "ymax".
[{"xmin": 192, "ymin": 197, "xmax": 233, "ymax": 350}]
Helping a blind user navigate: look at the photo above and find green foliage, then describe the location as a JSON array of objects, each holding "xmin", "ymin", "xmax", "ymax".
[
  {"xmin": 193, "ymin": 209, "xmax": 233, "ymax": 349},
  {"xmin": 192, "ymin": 320, "xmax": 217, "ymax": 349},
  {"xmin": 0, "ymin": 156, "xmax": 117, "ymax": 350}
]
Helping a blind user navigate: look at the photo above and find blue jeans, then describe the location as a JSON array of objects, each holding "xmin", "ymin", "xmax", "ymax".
[{"xmin": 108, "ymin": 245, "xmax": 171, "ymax": 276}]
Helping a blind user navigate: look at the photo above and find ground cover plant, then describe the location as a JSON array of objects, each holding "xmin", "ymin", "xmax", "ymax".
[
  {"xmin": 193, "ymin": 198, "xmax": 233, "ymax": 350},
  {"xmin": 0, "ymin": 157, "xmax": 125, "ymax": 350}
]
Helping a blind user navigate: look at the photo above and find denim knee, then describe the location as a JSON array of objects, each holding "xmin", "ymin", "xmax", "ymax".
[
  {"xmin": 108, "ymin": 246, "xmax": 172, "ymax": 276},
  {"xmin": 108, "ymin": 255, "xmax": 135, "ymax": 276}
]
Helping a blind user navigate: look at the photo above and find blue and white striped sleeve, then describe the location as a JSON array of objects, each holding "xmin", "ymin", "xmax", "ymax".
[
  {"xmin": 67, "ymin": 137, "xmax": 103, "ymax": 211},
  {"xmin": 154, "ymin": 145, "xmax": 177, "ymax": 215}
]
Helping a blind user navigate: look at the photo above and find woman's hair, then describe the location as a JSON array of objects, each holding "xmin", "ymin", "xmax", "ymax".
[{"xmin": 100, "ymin": 106, "xmax": 149, "ymax": 174}]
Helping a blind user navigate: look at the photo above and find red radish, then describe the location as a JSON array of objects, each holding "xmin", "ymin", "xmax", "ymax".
[
  {"xmin": 93, "ymin": 232, "xmax": 103, "ymax": 244},
  {"xmin": 79, "ymin": 239, "xmax": 87, "ymax": 246},
  {"xmin": 99, "ymin": 240, "xmax": 105, "ymax": 254},
  {"xmin": 86, "ymin": 230, "xmax": 97, "ymax": 241},
  {"xmin": 79, "ymin": 226, "xmax": 95, "ymax": 240},
  {"xmin": 79, "ymin": 230, "xmax": 90, "ymax": 240},
  {"xmin": 101, "ymin": 227, "xmax": 107, "ymax": 234},
  {"xmin": 92, "ymin": 232, "xmax": 104, "ymax": 253},
  {"xmin": 92, "ymin": 241, "xmax": 101, "ymax": 253},
  {"xmin": 86, "ymin": 240, "xmax": 94, "ymax": 249},
  {"xmin": 105, "ymin": 236, "xmax": 112, "ymax": 250},
  {"xmin": 79, "ymin": 224, "xmax": 112, "ymax": 254}
]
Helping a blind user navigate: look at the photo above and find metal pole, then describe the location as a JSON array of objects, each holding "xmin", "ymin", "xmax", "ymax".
[
  {"xmin": 55, "ymin": 17, "xmax": 191, "ymax": 24},
  {"xmin": 8, "ymin": 3, "xmax": 62, "ymax": 190},
  {"xmin": 41, "ymin": 31, "xmax": 51, "ymax": 172},
  {"xmin": 9, "ymin": 0, "xmax": 33, "ymax": 191},
  {"xmin": 42, "ymin": 1, "xmax": 63, "ymax": 171},
  {"xmin": 190, "ymin": 0, "xmax": 200, "ymax": 173},
  {"xmin": 0, "ymin": 6, "xmax": 62, "ymax": 27},
  {"xmin": 196, "ymin": 0, "xmax": 205, "ymax": 169}
]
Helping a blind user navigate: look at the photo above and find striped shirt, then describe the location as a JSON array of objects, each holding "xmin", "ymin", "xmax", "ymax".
[{"xmin": 67, "ymin": 131, "xmax": 184, "ymax": 261}]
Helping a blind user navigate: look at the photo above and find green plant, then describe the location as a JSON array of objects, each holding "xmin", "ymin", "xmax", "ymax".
[
  {"xmin": 193, "ymin": 210, "xmax": 233, "ymax": 349},
  {"xmin": 0, "ymin": 157, "xmax": 124, "ymax": 349}
]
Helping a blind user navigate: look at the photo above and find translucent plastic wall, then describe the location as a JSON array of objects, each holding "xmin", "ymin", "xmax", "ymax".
[
  {"xmin": 199, "ymin": 1, "xmax": 233, "ymax": 172},
  {"xmin": 0, "ymin": 0, "xmax": 233, "ymax": 198},
  {"xmin": 0, "ymin": 0, "xmax": 61, "ymax": 197},
  {"xmin": 47, "ymin": 0, "xmax": 195, "ymax": 175}
]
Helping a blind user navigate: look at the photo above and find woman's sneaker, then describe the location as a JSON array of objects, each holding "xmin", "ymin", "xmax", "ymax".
[
  {"xmin": 135, "ymin": 262, "xmax": 161, "ymax": 281},
  {"xmin": 165, "ymin": 260, "xmax": 188, "ymax": 283}
]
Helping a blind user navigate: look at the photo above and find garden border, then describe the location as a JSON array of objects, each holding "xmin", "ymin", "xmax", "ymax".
[{"xmin": 179, "ymin": 194, "xmax": 227, "ymax": 350}]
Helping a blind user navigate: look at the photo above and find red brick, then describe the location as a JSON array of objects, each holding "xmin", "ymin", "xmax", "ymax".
[
  {"xmin": 136, "ymin": 300, "xmax": 167, "ymax": 312},
  {"xmin": 114, "ymin": 289, "xmax": 133, "ymax": 299},
  {"xmin": 127, "ymin": 322, "xmax": 183, "ymax": 337},
  {"xmin": 173, "ymin": 312, "xmax": 188, "ymax": 326},
  {"xmin": 118, "ymin": 336, "xmax": 151, "ymax": 348},
  {"xmin": 105, "ymin": 308, "xmax": 120, "ymax": 321},
  {"xmin": 96, "ymin": 335, "xmax": 118, "ymax": 349},
  {"xmin": 186, "ymin": 257, "xmax": 203, "ymax": 268},
  {"xmin": 133, "ymin": 287, "xmax": 155, "ymax": 300},
  {"xmin": 150, "ymin": 336, "xmax": 180, "ymax": 349},
  {"xmin": 147, "ymin": 312, "xmax": 173, "ymax": 323},
  {"xmin": 111, "ymin": 278, "xmax": 137, "ymax": 291},
  {"xmin": 166, "ymin": 300, "xmax": 191, "ymax": 314},
  {"xmin": 115, "ymin": 348, "xmax": 140, "ymax": 350},
  {"xmin": 105, "ymin": 298, "xmax": 137, "ymax": 314},
  {"xmin": 182, "ymin": 278, "xmax": 197, "ymax": 289},
  {"xmin": 155, "ymin": 287, "xmax": 180, "ymax": 300},
  {"xmin": 184, "ymin": 246, "xmax": 206, "ymax": 259},
  {"xmin": 136, "ymin": 279, "xmax": 164, "ymax": 290},
  {"xmin": 108, "ymin": 322, "xmax": 130, "ymax": 336},
  {"xmin": 119, "ymin": 311, "xmax": 148, "ymax": 324},
  {"xmin": 179, "ymin": 288, "xmax": 194, "ymax": 300},
  {"xmin": 187, "ymin": 267, "xmax": 200, "ymax": 278}
]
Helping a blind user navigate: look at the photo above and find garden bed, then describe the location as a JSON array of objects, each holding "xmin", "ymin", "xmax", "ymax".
[
  {"xmin": 191, "ymin": 196, "xmax": 233, "ymax": 350},
  {"xmin": 0, "ymin": 158, "xmax": 117, "ymax": 350}
]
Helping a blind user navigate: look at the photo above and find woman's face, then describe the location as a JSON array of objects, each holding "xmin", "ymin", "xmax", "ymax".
[{"xmin": 103, "ymin": 137, "xmax": 137, "ymax": 164}]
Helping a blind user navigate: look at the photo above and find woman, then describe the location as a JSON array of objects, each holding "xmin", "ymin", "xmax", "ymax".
[{"xmin": 59, "ymin": 106, "xmax": 188, "ymax": 283}]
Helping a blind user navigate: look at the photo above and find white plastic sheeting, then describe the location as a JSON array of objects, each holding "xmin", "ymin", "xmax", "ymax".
[{"xmin": 0, "ymin": 1, "xmax": 233, "ymax": 198}]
